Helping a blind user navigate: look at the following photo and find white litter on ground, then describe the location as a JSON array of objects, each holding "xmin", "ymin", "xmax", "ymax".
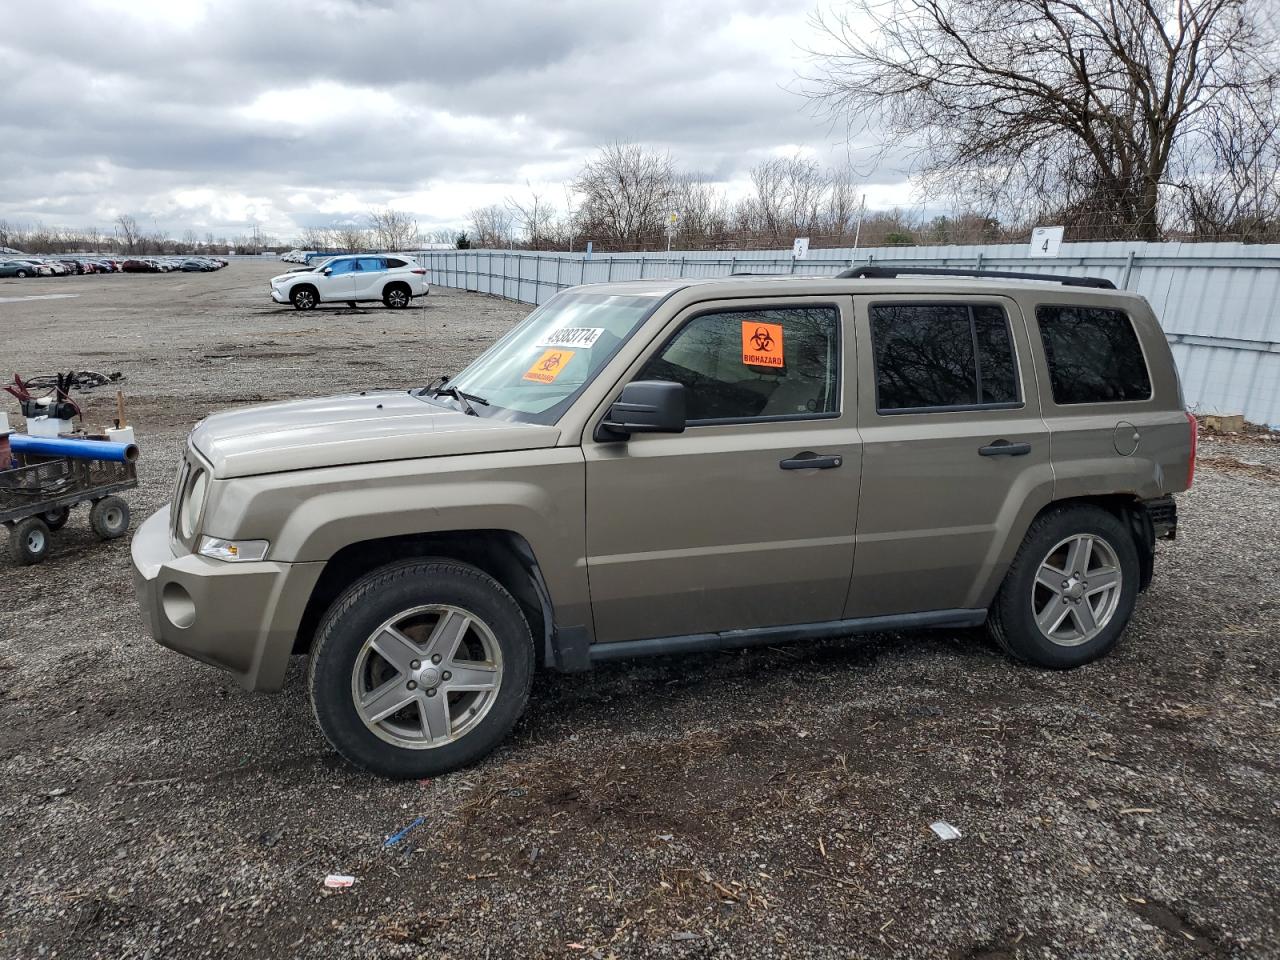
[{"xmin": 930, "ymin": 821, "xmax": 963, "ymax": 841}]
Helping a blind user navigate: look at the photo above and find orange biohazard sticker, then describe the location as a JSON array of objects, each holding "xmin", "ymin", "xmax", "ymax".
[
  {"xmin": 741, "ymin": 321, "xmax": 784, "ymax": 367},
  {"xmin": 523, "ymin": 349, "xmax": 575, "ymax": 383}
]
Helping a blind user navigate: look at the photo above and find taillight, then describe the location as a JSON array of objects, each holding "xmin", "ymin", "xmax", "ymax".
[
  {"xmin": 411, "ymin": 269, "xmax": 426, "ymax": 275},
  {"xmin": 1186, "ymin": 411, "xmax": 1198, "ymax": 489}
]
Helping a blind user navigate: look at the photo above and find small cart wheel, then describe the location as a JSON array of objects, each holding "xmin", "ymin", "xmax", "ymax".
[
  {"xmin": 43, "ymin": 507, "xmax": 71, "ymax": 531},
  {"xmin": 90, "ymin": 496, "xmax": 131, "ymax": 541},
  {"xmin": 8, "ymin": 517, "xmax": 51, "ymax": 565}
]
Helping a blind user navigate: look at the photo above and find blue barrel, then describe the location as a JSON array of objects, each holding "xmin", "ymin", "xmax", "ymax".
[{"xmin": 11, "ymin": 434, "xmax": 139, "ymax": 463}]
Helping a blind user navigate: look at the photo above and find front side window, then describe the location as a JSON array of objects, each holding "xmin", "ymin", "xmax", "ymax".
[
  {"xmin": 1036, "ymin": 305, "xmax": 1152, "ymax": 404},
  {"xmin": 870, "ymin": 303, "xmax": 1020, "ymax": 412},
  {"xmin": 636, "ymin": 305, "xmax": 840, "ymax": 422},
  {"xmin": 442, "ymin": 290, "xmax": 668, "ymax": 424},
  {"xmin": 328, "ymin": 258, "xmax": 357, "ymax": 276}
]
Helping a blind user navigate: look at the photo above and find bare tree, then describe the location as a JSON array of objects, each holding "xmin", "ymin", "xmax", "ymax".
[
  {"xmin": 469, "ymin": 204, "xmax": 515, "ymax": 248},
  {"xmin": 368, "ymin": 208, "xmax": 420, "ymax": 251},
  {"xmin": 505, "ymin": 188, "xmax": 558, "ymax": 248},
  {"xmin": 115, "ymin": 214, "xmax": 142, "ymax": 252},
  {"xmin": 806, "ymin": 0, "xmax": 1280, "ymax": 240},
  {"xmin": 573, "ymin": 142, "xmax": 676, "ymax": 249},
  {"xmin": 334, "ymin": 222, "xmax": 370, "ymax": 252}
]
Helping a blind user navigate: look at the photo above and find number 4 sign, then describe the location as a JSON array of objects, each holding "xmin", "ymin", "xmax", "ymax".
[{"xmin": 1029, "ymin": 226, "xmax": 1064, "ymax": 258}]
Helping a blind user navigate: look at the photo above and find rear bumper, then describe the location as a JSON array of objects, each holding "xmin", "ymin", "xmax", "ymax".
[{"xmin": 130, "ymin": 506, "xmax": 324, "ymax": 691}]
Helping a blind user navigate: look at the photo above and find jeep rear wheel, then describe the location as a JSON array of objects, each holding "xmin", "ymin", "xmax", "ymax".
[
  {"xmin": 988, "ymin": 504, "xmax": 1139, "ymax": 669},
  {"xmin": 308, "ymin": 559, "xmax": 533, "ymax": 779}
]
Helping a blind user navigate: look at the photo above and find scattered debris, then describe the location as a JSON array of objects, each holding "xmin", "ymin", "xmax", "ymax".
[
  {"xmin": 1120, "ymin": 807, "xmax": 1156, "ymax": 815},
  {"xmin": 930, "ymin": 821, "xmax": 963, "ymax": 841},
  {"xmin": 384, "ymin": 816, "xmax": 426, "ymax": 848},
  {"xmin": 323, "ymin": 874, "xmax": 355, "ymax": 889},
  {"xmin": 259, "ymin": 828, "xmax": 284, "ymax": 848},
  {"xmin": 671, "ymin": 932, "xmax": 701, "ymax": 942},
  {"xmin": 44, "ymin": 786, "xmax": 73, "ymax": 799}
]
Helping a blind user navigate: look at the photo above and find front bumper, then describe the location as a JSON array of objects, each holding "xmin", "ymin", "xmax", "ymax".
[
  {"xmin": 131, "ymin": 506, "xmax": 324, "ymax": 691},
  {"xmin": 270, "ymin": 285, "xmax": 288, "ymax": 303}
]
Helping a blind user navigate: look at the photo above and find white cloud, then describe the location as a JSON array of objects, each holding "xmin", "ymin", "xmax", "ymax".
[{"xmin": 0, "ymin": 0, "xmax": 914, "ymax": 241}]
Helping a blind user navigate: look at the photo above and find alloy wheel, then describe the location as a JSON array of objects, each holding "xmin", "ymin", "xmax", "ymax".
[
  {"xmin": 1031, "ymin": 533, "xmax": 1123, "ymax": 646},
  {"xmin": 351, "ymin": 604, "xmax": 503, "ymax": 749}
]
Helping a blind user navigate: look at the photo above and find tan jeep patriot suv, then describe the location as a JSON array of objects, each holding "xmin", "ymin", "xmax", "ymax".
[{"xmin": 131, "ymin": 266, "xmax": 1195, "ymax": 779}]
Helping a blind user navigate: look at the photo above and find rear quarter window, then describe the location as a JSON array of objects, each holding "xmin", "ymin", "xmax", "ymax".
[{"xmin": 1035, "ymin": 305, "xmax": 1152, "ymax": 404}]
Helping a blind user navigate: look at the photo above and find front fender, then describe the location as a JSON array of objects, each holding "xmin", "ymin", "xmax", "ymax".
[{"xmin": 208, "ymin": 448, "xmax": 591, "ymax": 629}]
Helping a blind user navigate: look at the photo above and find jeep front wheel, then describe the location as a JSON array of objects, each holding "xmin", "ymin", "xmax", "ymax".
[
  {"xmin": 987, "ymin": 504, "xmax": 1139, "ymax": 669},
  {"xmin": 308, "ymin": 559, "xmax": 533, "ymax": 778}
]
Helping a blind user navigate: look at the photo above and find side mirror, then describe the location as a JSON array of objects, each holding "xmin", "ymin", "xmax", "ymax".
[
  {"xmin": 322, "ymin": 267, "xmax": 333, "ymax": 275},
  {"xmin": 596, "ymin": 380, "xmax": 686, "ymax": 441}
]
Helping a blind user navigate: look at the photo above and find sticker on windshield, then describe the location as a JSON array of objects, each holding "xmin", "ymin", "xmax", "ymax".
[
  {"xmin": 523, "ymin": 349, "xmax": 576, "ymax": 383},
  {"xmin": 537, "ymin": 326, "xmax": 604, "ymax": 349},
  {"xmin": 741, "ymin": 321, "xmax": 784, "ymax": 367}
]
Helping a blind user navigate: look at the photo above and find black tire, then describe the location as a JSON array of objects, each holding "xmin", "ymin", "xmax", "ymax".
[
  {"xmin": 8, "ymin": 517, "xmax": 51, "ymax": 565},
  {"xmin": 291, "ymin": 285, "xmax": 318, "ymax": 310},
  {"xmin": 346, "ymin": 301, "xmax": 357, "ymax": 309},
  {"xmin": 988, "ymin": 504, "xmax": 1140, "ymax": 669},
  {"xmin": 89, "ymin": 496, "xmax": 131, "ymax": 540},
  {"xmin": 42, "ymin": 507, "xmax": 70, "ymax": 531},
  {"xmin": 308, "ymin": 559, "xmax": 534, "ymax": 779},
  {"xmin": 15, "ymin": 269, "xmax": 28, "ymax": 278},
  {"xmin": 383, "ymin": 283, "xmax": 411, "ymax": 309}
]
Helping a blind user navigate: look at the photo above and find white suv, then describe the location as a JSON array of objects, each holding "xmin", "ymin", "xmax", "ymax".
[{"xmin": 270, "ymin": 255, "xmax": 430, "ymax": 310}]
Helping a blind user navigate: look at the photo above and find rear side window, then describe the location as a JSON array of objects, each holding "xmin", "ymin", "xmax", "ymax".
[
  {"xmin": 357, "ymin": 257, "xmax": 386, "ymax": 272},
  {"xmin": 1035, "ymin": 306, "xmax": 1151, "ymax": 404},
  {"xmin": 870, "ymin": 303, "xmax": 1020, "ymax": 412},
  {"xmin": 637, "ymin": 305, "xmax": 841, "ymax": 422}
]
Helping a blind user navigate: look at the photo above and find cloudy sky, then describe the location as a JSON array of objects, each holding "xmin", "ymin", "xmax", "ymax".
[{"xmin": 0, "ymin": 0, "xmax": 913, "ymax": 243}]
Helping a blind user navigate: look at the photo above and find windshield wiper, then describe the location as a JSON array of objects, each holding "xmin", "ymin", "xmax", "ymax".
[{"xmin": 430, "ymin": 383, "xmax": 490, "ymax": 417}]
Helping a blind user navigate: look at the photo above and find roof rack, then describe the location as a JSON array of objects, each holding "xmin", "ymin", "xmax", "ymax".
[{"xmin": 833, "ymin": 265, "xmax": 1115, "ymax": 289}]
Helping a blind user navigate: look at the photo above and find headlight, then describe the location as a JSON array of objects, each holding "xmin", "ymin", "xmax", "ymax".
[
  {"xmin": 179, "ymin": 468, "xmax": 207, "ymax": 539},
  {"xmin": 198, "ymin": 537, "xmax": 270, "ymax": 562}
]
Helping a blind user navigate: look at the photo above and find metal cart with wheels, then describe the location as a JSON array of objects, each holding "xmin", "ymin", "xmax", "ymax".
[{"xmin": 0, "ymin": 456, "xmax": 137, "ymax": 565}]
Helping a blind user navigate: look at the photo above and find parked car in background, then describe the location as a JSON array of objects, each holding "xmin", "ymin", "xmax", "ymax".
[
  {"xmin": 0, "ymin": 260, "xmax": 38, "ymax": 278},
  {"xmin": 270, "ymin": 255, "xmax": 429, "ymax": 310}
]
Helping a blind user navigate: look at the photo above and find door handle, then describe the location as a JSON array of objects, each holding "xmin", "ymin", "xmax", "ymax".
[
  {"xmin": 780, "ymin": 451, "xmax": 843, "ymax": 470},
  {"xmin": 979, "ymin": 439, "xmax": 1032, "ymax": 457}
]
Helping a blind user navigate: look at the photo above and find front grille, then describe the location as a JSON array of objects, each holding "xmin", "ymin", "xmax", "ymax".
[{"xmin": 170, "ymin": 457, "xmax": 192, "ymax": 547}]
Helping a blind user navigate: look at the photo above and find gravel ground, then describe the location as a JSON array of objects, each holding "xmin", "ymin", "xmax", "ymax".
[{"xmin": 0, "ymin": 262, "xmax": 1277, "ymax": 960}]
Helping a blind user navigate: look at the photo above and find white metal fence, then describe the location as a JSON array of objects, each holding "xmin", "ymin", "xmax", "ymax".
[{"xmin": 417, "ymin": 241, "xmax": 1280, "ymax": 428}]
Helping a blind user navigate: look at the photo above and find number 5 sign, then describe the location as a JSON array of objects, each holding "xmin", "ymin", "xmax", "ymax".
[{"xmin": 1029, "ymin": 226, "xmax": 1064, "ymax": 258}]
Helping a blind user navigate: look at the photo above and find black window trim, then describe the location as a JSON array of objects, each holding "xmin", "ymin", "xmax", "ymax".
[
  {"xmin": 641, "ymin": 300, "xmax": 845, "ymax": 429},
  {"xmin": 1034, "ymin": 302, "xmax": 1154, "ymax": 407},
  {"xmin": 868, "ymin": 298, "xmax": 1025, "ymax": 416}
]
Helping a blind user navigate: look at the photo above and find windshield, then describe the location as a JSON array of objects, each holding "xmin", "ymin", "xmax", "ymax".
[{"xmin": 435, "ymin": 290, "xmax": 668, "ymax": 424}]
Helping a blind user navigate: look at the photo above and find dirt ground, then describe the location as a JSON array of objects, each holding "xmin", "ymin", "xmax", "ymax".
[{"xmin": 0, "ymin": 261, "xmax": 1277, "ymax": 960}]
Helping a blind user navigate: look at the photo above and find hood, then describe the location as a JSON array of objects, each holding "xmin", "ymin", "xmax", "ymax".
[
  {"xmin": 189, "ymin": 391, "xmax": 560, "ymax": 479},
  {"xmin": 271, "ymin": 268, "xmax": 316, "ymax": 282}
]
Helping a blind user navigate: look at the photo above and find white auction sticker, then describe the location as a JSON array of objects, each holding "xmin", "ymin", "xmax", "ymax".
[{"xmin": 537, "ymin": 327, "xmax": 604, "ymax": 349}]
